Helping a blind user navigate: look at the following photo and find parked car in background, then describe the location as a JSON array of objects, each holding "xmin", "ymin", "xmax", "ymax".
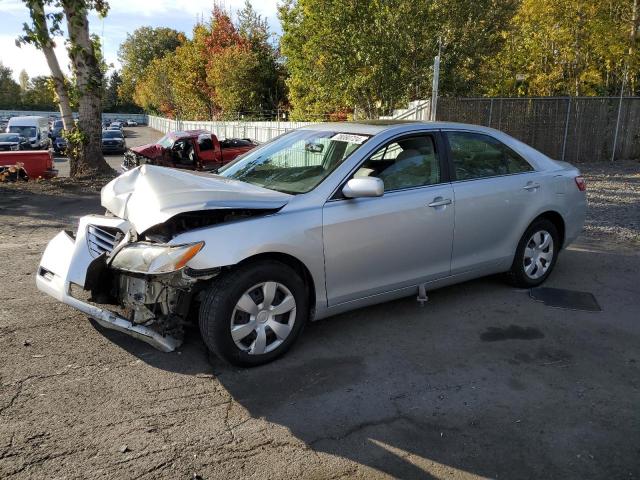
[
  {"xmin": 102, "ymin": 129, "xmax": 127, "ymax": 154},
  {"xmin": 53, "ymin": 136, "xmax": 67, "ymax": 155},
  {"xmin": 122, "ymin": 130, "xmax": 257, "ymax": 172},
  {"xmin": 6, "ymin": 116, "xmax": 50, "ymax": 149},
  {"xmin": 50, "ymin": 120, "xmax": 64, "ymax": 140},
  {"xmin": 0, "ymin": 150, "xmax": 57, "ymax": 178},
  {"xmin": 0, "ymin": 133, "xmax": 32, "ymax": 151},
  {"xmin": 36, "ymin": 121, "xmax": 587, "ymax": 366},
  {"xmin": 125, "ymin": 119, "xmax": 138, "ymax": 127},
  {"xmin": 108, "ymin": 122, "xmax": 124, "ymax": 136}
]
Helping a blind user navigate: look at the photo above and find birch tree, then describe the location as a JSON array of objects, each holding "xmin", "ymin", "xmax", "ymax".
[{"xmin": 19, "ymin": 0, "xmax": 112, "ymax": 177}]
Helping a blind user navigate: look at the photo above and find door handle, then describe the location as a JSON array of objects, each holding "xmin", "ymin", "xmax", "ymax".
[
  {"xmin": 523, "ymin": 182, "xmax": 541, "ymax": 191},
  {"xmin": 428, "ymin": 197, "xmax": 452, "ymax": 208}
]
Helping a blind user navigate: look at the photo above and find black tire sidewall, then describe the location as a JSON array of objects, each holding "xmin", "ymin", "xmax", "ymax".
[
  {"xmin": 200, "ymin": 261, "xmax": 308, "ymax": 367},
  {"xmin": 510, "ymin": 219, "xmax": 559, "ymax": 288}
]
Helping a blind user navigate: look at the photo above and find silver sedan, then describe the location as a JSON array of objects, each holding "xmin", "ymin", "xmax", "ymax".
[{"xmin": 36, "ymin": 121, "xmax": 587, "ymax": 366}]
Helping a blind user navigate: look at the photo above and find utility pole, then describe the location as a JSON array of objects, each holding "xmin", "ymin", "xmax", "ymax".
[
  {"xmin": 611, "ymin": 67, "xmax": 628, "ymax": 163},
  {"xmin": 430, "ymin": 38, "xmax": 442, "ymax": 122}
]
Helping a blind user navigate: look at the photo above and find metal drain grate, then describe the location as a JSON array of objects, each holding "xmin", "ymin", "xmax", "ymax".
[{"xmin": 530, "ymin": 287, "xmax": 602, "ymax": 312}]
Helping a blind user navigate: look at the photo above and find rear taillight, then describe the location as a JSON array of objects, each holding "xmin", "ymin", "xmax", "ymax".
[{"xmin": 575, "ymin": 176, "xmax": 586, "ymax": 191}]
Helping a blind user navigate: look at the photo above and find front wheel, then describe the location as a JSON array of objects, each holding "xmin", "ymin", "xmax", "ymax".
[
  {"xmin": 199, "ymin": 260, "xmax": 308, "ymax": 367},
  {"xmin": 507, "ymin": 218, "xmax": 559, "ymax": 288}
]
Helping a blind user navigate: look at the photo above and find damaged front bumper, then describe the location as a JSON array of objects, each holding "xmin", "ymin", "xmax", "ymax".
[{"xmin": 35, "ymin": 215, "xmax": 200, "ymax": 352}]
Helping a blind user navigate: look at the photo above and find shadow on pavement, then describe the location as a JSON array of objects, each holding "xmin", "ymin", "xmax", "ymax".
[{"xmin": 96, "ymin": 245, "xmax": 640, "ymax": 479}]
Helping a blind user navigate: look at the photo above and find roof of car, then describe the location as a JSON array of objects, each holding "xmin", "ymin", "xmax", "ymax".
[
  {"xmin": 298, "ymin": 120, "xmax": 503, "ymax": 136},
  {"xmin": 169, "ymin": 130, "xmax": 210, "ymax": 139}
]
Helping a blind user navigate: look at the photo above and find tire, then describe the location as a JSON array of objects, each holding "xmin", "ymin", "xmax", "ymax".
[
  {"xmin": 506, "ymin": 218, "xmax": 559, "ymax": 288},
  {"xmin": 199, "ymin": 260, "xmax": 308, "ymax": 367}
]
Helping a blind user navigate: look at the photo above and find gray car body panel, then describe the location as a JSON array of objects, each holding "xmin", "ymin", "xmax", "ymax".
[
  {"xmin": 71, "ymin": 121, "xmax": 584, "ymax": 323},
  {"xmin": 164, "ymin": 121, "xmax": 586, "ymax": 320}
]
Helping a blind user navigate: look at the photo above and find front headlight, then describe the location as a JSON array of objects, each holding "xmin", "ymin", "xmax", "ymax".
[{"xmin": 111, "ymin": 241, "xmax": 204, "ymax": 274}]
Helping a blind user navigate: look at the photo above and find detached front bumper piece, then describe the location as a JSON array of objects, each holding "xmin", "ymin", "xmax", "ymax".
[{"xmin": 35, "ymin": 216, "xmax": 181, "ymax": 352}]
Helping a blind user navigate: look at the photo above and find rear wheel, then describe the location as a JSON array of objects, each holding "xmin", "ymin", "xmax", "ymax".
[
  {"xmin": 199, "ymin": 260, "xmax": 308, "ymax": 367},
  {"xmin": 507, "ymin": 218, "xmax": 559, "ymax": 288}
]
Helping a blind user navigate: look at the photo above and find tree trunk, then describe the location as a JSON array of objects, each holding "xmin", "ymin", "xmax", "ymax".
[
  {"xmin": 62, "ymin": 0, "xmax": 111, "ymax": 177},
  {"xmin": 27, "ymin": 0, "xmax": 74, "ymax": 130}
]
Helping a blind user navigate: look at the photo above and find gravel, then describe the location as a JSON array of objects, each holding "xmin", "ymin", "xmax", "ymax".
[{"xmin": 581, "ymin": 161, "xmax": 640, "ymax": 245}]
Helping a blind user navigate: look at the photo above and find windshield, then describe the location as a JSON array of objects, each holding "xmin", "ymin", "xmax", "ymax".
[
  {"xmin": 9, "ymin": 126, "xmax": 37, "ymax": 138},
  {"xmin": 218, "ymin": 130, "xmax": 370, "ymax": 194},
  {"xmin": 0, "ymin": 134, "xmax": 20, "ymax": 142},
  {"xmin": 103, "ymin": 130, "xmax": 123, "ymax": 138},
  {"xmin": 53, "ymin": 120, "xmax": 63, "ymax": 128},
  {"xmin": 157, "ymin": 134, "xmax": 174, "ymax": 148}
]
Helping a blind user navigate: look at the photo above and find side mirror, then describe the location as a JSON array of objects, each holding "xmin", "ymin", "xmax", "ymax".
[{"xmin": 342, "ymin": 177, "xmax": 384, "ymax": 199}]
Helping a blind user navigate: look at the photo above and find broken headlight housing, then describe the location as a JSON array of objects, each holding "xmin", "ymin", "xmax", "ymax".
[{"xmin": 110, "ymin": 241, "xmax": 204, "ymax": 274}]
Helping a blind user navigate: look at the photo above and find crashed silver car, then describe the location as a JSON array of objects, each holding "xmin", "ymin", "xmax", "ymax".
[{"xmin": 36, "ymin": 121, "xmax": 587, "ymax": 366}]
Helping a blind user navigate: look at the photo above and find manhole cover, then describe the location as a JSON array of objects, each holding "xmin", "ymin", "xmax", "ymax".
[{"xmin": 529, "ymin": 287, "xmax": 601, "ymax": 312}]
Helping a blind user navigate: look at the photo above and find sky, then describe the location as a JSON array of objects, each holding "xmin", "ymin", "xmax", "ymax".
[{"xmin": 0, "ymin": 0, "xmax": 282, "ymax": 82}]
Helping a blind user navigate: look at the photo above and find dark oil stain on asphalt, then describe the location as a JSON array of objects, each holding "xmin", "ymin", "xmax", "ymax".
[{"xmin": 480, "ymin": 325, "xmax": 545, "ymax": 342}]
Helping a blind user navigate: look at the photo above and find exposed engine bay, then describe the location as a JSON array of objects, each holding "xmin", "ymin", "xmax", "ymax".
[{"xmin": 142, "ymin": 209, "xmax": 279, "ymax": 243}]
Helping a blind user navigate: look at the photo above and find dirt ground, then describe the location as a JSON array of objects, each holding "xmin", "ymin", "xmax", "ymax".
[{"xmin": 0, "ymin": 135, "xmax": 639, "ymax": 479}]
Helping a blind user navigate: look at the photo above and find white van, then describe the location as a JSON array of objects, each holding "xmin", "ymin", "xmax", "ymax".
[{"xmin": 6, "ymin": 116, "xmax": 50, "ymax": 149}]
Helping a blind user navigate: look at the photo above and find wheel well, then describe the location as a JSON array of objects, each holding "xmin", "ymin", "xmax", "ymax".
[
  {"xmin": 535, "ymin": 211, "xmax": 565, "ymax": 248},
  {"xmin": 236, "ymin": 252, "xmax": 316, "ymax": 311}
]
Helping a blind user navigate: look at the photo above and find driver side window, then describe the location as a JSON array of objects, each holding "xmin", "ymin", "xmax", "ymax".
[{"xmin": 353, "ymin": 134, "xmax": 441, "ymax": 191}]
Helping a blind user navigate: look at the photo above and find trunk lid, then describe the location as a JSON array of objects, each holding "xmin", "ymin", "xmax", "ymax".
[{"xmin": 101, "ymin": 165, "xmax": 292, "ymax": 233}]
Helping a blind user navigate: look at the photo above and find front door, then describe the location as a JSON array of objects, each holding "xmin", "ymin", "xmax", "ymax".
[{"xmin": 323, "ymin": 132, "xmax": 454, "ymax": 306}]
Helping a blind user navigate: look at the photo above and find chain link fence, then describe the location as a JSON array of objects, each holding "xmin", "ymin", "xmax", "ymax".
[{"xmin": 435, "ymin": 97, "xmax": 640, "ymax": 163}]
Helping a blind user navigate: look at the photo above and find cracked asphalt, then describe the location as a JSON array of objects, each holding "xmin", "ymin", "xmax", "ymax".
[{"xmin": 0, "ymin": 141, "xmax": 639, "ymax": 479}]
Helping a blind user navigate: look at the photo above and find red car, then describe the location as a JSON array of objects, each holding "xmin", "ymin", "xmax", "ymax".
[
  {"xmin": 122, "ymin": 130, "xmax": 258, "ymax": 172},
  {"xmin": 0, "ymin": 150, "xmax": 58, "ymax": 180}
]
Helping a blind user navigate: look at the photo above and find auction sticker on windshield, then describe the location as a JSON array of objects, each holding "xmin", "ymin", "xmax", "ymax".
[{"xmin": 330, "ymin": 133, "xmax": 370, "ymax": 144}]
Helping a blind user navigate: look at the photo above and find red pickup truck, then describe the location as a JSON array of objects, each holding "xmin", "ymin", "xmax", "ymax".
[
  {"xmin": 0, "ymin": 150, "xmax": 58, "ymax": 180},
  {"xmin": 122, "ymin": 130, "xmax": 257, "ymax": 172}
]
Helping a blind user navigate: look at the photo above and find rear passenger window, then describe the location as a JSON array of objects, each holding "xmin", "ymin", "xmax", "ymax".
[
  {"xmin": 354, "ymin": 135, "xmax": 441, "ymax": 191},
  {"xmin": 447, "ymin": 132, "xmax": 533, "ymax": 181},
  {"xmin": 198, "ymin": 135, "xmax": 213, "ymax": 151}
]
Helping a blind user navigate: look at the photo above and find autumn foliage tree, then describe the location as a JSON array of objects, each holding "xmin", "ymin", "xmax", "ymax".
[
  {"xmin": 134, "ymin": 2, "xmax": 283, "ymax": 120},
  {"xmin": 20, "ymin": 0, "xmax": 111, "ymax": 177},
  {"xmin": 486, "ymin": 0, "xmax": 640, "ymax": 96},
  {"xmin": 279, "ymin": 0, "xmax": 518, "ymax": 120}
]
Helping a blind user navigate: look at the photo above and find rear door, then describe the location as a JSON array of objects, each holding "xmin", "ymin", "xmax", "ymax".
[
  {"xmin": 444, "ymin": 130, "xmax": 540, "ymax": 274},
  {"xmin": 323, "ymin": 132, "xmax": 455, "ymax": 306}
]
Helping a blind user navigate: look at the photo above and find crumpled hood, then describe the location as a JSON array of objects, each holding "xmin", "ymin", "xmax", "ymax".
[
  {"xmin": 101, "ymin": 165, "xmax": 292, "ymax": 233},
  {"xmin": 130, "ymin": 143, "xmax": 164, "ymax": 159}
]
